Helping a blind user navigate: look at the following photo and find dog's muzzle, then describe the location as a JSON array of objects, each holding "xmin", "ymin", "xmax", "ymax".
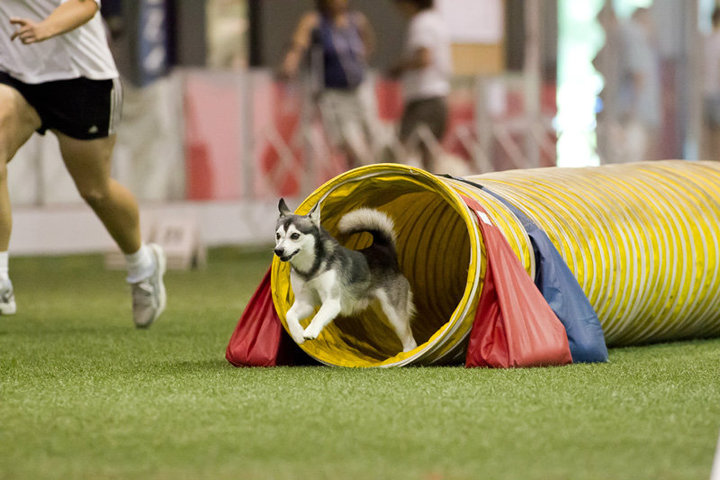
[{"xmin": 274, "ymin": 248, "xmax": 297, "ymax": 262}]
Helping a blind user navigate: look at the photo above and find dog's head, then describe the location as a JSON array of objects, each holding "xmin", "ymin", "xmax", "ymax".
[{"xmin": 274, "ymin": 198, "xmax": 321, "ymax": 263}]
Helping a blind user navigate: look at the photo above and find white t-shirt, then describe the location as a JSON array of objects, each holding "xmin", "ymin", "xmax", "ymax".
[
  {"xmin": 0, "ymin": 0, "xmax": 117, "ymax": 84},
  {"xmin": 401, "ymin": 9, "xmax": 452, "ymax": 102}
]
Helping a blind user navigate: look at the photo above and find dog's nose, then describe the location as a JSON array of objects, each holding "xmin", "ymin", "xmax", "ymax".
[{"xmin": 273, "ymin": 248, "xmax": 284, "ymax": 257}]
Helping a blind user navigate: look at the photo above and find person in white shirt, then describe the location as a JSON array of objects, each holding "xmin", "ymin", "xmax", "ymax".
[
  {"xmin": 0, "ymin": 0, "xmax": 166, "ymax": 327},
  {"xmin": 389, "ymin": 0, "xmax": 451, "ymax": 171}
]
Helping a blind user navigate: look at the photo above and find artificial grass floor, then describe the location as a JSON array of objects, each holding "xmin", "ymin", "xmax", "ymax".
[{"xmin": 0, "ymin": 247, "xmax": 719, "ymax": 480}]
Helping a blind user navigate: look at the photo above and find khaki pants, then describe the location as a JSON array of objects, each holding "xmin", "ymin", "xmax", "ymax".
[{"xmin": 316, "ymin": 88, "xmax": 373, "ymax": 166}]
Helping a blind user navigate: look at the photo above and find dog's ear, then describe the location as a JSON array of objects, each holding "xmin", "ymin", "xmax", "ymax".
[
  {"xmin": 278, "ymin": 198, "xmax": 291, "ymax": 217},
  {"xmin": 307, "ymin": 202, "xmax": 321, "ymax": 226}
]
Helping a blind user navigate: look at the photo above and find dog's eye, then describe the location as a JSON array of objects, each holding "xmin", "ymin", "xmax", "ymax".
[
  {"xmin": 290, "ymin": 233, "xmax": 300, "ymax": 240},
  {"xmin": 276, "ymin": 233, "xmax": 280, "ymax": 240}
]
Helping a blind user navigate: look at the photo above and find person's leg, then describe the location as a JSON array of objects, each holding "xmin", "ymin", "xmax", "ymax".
[
  {"xmin": 703, "ymin": 97, "xmax": 720, "ymax": 161},
  {"xmin": 712, "ymin": 127, "xmax": 720, "ymax": 161},
  {"xmin": 419, "ymin": 97, "xmax": 448, "ymax": 171},
  {"xmin": 55, "ymin": 131, "xmax": 141, "ymax": 254},
  {"xmin": 0, "ymin": 84, "xmax": 42, "ymax": 314},
  {"xmin": 56, "ymin": 130, "xmax": 166, "ymax": 327},
  {"xmin": 318, "ymin": 90, "xmax": 371, "ymax": 169},
  {"xmin": 397, "ymin": 101, "xmax": 416, "ymax": 149},
  {"xmin": 336, "ymin": 90, "xmax": 373, "ymax": 167},
  {"xmin": 318, "ymin": 91, "xmax": 353, "ymax": 167},
  {"xmin": 397, "ymin": 100, "xmax": 420, "ymax": 165},
  {"xmin": 398, "ymin": 98, "xmax": 446, "ymax": 171},
  {"xmin": 0, "ymin": 84, "xmax": 42, "ymax": 252}
]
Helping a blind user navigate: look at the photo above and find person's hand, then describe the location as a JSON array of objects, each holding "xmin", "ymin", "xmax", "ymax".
[
  {"xmin": 10, "ymin": 17, "xmax": 51, "ymax": 44},
  {"xmin": 275, "ymin": 65, "xmax": 293, "ymax": 82},
  {"xmin": 386, "ymin": 64, "xmax": 403, "ymax": 79}
]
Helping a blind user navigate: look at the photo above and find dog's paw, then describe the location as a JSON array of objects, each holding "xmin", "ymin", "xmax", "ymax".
[
  {"xmin": 287, "ymin": 324, "xmax": 306, "ymax": 345},
  {"xmin": 401, "ymin": 339, "xmax": 417, "ymax": 353},
  {"xmin": 302, "ymin": 325, "xmax": 321, "ymax": 340}
]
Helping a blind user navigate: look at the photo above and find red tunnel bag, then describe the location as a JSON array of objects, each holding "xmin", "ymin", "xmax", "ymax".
[
  {"xmin": 225, "ymin": 269, "xmax": 286, "ymax": 367},
  {"xmin": 462, "ymin": 195, "xmax": 573, "ymax": 368}
]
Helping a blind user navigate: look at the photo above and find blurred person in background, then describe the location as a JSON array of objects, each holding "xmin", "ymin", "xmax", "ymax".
[
  {"xmin": 388, "ymin": 0, "xmax": 451, "ymax": 172},
  {"xmin": 617, "ymin": 7, "xmax": 662, "ymax": 162},
  {"xmin": 703, "ymin": 6, "xmax": 720, "ymax": 161},
  {"xmin": 278, "ymin": 0, "xmax": 376, "ymax": 168},
  {"xmin": 207, "ymin": 0, "xmax": 248, "ymax": 70},
  {"xmin": 0, "ymin": 0, "xmax": 166, "ymax": 327},
  {"xmin": 595, "ymin": 4, "xmax": 624, "ymax": 164}
]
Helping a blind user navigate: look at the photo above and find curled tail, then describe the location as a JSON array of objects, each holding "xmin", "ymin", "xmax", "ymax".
[{"xmin": 337, "ymin": 208, "xmax": 397, "ymax": 249}]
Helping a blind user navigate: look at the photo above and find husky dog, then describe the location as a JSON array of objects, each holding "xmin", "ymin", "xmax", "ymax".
[{"xmin": 274, "ymin": 199, "xmax": 417, "ymax": 352}]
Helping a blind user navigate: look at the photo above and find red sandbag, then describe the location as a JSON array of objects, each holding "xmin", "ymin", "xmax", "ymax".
[
  {"xmin": 462, "ymin": 195, "xmax": 572, "ymax": 368},
  {"xmin": 226, "ymin": 269, "xmax": 289, "ymax": 367}
]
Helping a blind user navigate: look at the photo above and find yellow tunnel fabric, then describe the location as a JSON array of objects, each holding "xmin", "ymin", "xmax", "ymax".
[{"xmin": 270, "ymin": 160, "xmax": 720, "ymax": 367}]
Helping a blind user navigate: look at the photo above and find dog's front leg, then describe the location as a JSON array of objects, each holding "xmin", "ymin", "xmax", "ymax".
[
  {"xmin": 303, "ymin": 299, "xmax": 341, "ymax": 340},
  {"xmin": 286, "ymin": 300, "xmax": 314, "ymax": 344}
]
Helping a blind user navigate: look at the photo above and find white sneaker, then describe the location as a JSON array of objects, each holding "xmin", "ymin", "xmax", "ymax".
[
  {"xmin": 0, "ymin": 279, "xmax": 16, "ymax": 315},
  {"xmin": 130, "ymin": 244, "xmax": 166, "ymax": 328}
]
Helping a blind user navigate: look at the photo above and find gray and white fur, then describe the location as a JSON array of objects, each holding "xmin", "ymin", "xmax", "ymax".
[{"xmin": 273, "ymin": 198, "xmax": 417, "ymax": 352}]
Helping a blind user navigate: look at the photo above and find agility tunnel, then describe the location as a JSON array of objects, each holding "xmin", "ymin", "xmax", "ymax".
[{"xmin": 226, "ymin": 160, "xmax": 720, "ymax": 368}]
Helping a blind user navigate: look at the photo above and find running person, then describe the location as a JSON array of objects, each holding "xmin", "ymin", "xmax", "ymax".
[{"xmin": 0, "ymin": 0, "xmax": 166, "ymax": 327}]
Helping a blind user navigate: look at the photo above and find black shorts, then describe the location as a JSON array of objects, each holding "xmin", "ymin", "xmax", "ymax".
[
  {"xmin": 0, "ymin": 71, "xmax": 122, "ymax": 140},
  {"xmin": 399, "ymin": 96, "xmax": 449, "ymax": 144}
]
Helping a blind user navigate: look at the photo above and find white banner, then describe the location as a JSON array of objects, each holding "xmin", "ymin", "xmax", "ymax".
[{"xmin": 436, "ymin": 0, "xmax": 504, "ymax": 44}]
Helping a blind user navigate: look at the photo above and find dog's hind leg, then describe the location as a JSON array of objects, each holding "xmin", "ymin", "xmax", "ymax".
[{"xmin": 375, "ymin": 289, "xmax": 417, "ymax": 353}]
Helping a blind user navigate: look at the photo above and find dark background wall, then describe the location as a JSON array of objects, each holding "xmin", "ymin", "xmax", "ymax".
[
  {"xmin": 505, "ymin": 0, "xmax": 558, "ymax": 79},
  {"xmin": 159, "ymin": 0, "xmax": 558, "ymax": 81},
  {"xmin": 249, "ymin": 0, "xmax": 557, "ymax": 79},
  {"xmin": 172, "ymin": 1, "xmax": 208, "ymax": 66}
]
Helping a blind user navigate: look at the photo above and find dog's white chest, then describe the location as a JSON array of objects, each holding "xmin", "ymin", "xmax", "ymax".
[
  {"xmin": 291, "ymin": 269, "xmax": 335, "ymax": 302},
  {"xmin": 290, "ymin": 269, "xmax": 370, "ymax": 314}
]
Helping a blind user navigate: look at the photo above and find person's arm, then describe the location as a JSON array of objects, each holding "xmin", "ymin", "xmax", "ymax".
[
  {"xmin": 387, "ymin": 15, "xmax": 433, "ymax": 78},
  {"xmin": 355, "ymin": 12, "xmax": 376, "ymax": 60},
  {"xmin": 279, "ymin": 12, "xmax": 318, "ymax": 79},
  {"xmin": 10, "ymin": 0, "xmax": 99, "ymax": 44},
  {"xmin": 387, "ymin": 47, "xmax": 431, "ymax": 78}
]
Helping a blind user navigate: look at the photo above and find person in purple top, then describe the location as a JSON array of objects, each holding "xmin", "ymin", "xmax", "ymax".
[{"xmin": 279, "ymin": 0, "xmax": 376, "ymax": 168}]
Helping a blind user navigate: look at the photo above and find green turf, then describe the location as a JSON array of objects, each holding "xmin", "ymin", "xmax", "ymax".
[{"xmin": 1, "ymin": 247, "xmax": 719, "ymax": 480}]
